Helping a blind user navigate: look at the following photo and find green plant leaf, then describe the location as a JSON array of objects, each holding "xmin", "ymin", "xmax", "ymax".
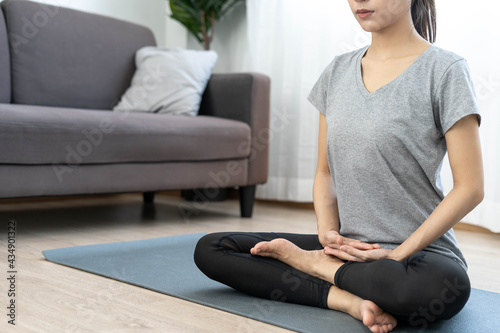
[
  {"xmin": 170, "ymin": 0, "xmax": 202, "ymax": 25},
  {"xmin": 170, "ymin": 0, "xmax": 203, "ymax": 42},
  {"xmin": 167, "ymin": 0, "xmax": 245, "ymax": 47},
  {"xmin": 218, "ymin": 0, "xmax": 244, "ymax": 19}
]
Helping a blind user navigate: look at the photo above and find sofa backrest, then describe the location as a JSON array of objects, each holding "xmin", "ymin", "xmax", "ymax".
[
  {"xmin": 0, "ymin": 6, "xmax": 11, "ymax": 103},
  {"xmin": 1, "ymin": 0, "xmax": 156, "ymax": 110}
]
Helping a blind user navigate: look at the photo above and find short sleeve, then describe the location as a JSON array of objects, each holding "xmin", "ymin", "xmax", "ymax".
[
  {"xmin": 307, "ymin": 58, "xmax": 336, "ymax": 116},
  {"xmin": 434, "ymin": 59, "xmax": 481, "ymax": 134}
]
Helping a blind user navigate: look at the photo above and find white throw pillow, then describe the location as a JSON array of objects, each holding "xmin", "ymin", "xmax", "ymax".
[{"xmin": 113, "ymin": 46, "xmax": 218, "ymax": 116}]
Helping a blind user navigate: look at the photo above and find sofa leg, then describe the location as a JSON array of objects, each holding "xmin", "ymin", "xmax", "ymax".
[
  {"xmin": 143, "ymin": 192, "xmax": 155, "ymax": 204},
  {"xmin": 239, "ymin": 185, "xmax": 256, "ymax": 218}
]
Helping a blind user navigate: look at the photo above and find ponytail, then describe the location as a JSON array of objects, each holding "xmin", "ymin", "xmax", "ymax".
[{"xmin": 411, "ymin": 0, "xmax": 436, "ymax": 43}]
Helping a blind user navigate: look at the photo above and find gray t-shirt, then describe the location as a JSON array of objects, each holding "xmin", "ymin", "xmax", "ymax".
[{"xmin": 307, "ymin": 44, "xmax": 481, "ymax": 270}]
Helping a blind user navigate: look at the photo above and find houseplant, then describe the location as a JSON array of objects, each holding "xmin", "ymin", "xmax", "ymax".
[{"xmin": 169, "ymin": 0, "xmax": 245, "ymax": 50}]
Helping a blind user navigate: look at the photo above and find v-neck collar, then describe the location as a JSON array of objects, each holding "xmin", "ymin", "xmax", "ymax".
[{"xmin": 356, "ymin": 44, "xmax": 434, "ymax": 100}]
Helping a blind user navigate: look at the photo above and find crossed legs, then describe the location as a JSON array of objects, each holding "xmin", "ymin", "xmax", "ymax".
[
  {"xmin": 194, "ymin": 232, "xmax": 470, "ymax": 333},
  {"xmin": 251, "ymin": 238, "xmax": 396, "ymax": 333}
]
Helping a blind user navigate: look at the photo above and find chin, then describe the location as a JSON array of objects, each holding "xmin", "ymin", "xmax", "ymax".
[{"xmin": 357, "ymin": 21, "xmax": 385, "ymax": 33}]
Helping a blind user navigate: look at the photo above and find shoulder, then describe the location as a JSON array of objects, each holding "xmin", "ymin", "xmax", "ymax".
[
  {"xmin": 425, "ymin": 45, "xmax": 470, "ymax": 79},
  {"xmin": 321, "ymin": 45, "xmax": 369, "ymax": 77},
  {"xmin": 334, "ymin": 45, "xmax": 368, "ymax": 67},
  {"xmin": 427, "ymin": 44, "xmax": 465, "ymax": 62},
  {"xmin": 336, "ymin": 45, "xmax": 368, "ymax": 62}
]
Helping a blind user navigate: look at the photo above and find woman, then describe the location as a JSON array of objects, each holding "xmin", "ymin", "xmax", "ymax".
[{"xmin": 194, "ymin": 0, "xmax": 483, "ymax": 332}]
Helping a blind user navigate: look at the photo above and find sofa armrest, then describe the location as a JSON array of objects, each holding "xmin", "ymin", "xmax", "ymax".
[{"xmin": 198, "ymin": 72, "xmax": 270, "ymax": 185}]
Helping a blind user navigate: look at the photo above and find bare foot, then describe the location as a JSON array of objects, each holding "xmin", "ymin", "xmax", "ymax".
[
  {"xmin": 252, "ymin": 240, "xmax": 396, "ymax": 332},
  {"xmin": 328, "ymin": 286, "xmax": 396, "ymax": 333},
  {"xmin": 250, "ymin": 238, "xmax": 344, "ymax": 284},
  {"xmin": 353, "ymin": 299, "xmax": 397, "ymax": 333}
]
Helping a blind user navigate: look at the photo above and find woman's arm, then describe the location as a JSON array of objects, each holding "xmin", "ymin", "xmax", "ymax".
[
  {"xmin": 390, "ymin": 114, "xmax": 484, "ymax": 261},
  {"xmin": 314, "ymin": 113, "xmax": 340, "ymax": 240},
  {"xmin": 315, "ymin": 114, "xmax": 379, "ymax": 251},
  {"xmin": 334, "ymin": 114, "xmax": 484, "ymax": 262}
]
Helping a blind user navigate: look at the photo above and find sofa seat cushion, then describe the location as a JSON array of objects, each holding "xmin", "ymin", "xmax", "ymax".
[{"xmin": 0, "ymin": 104, "xmax": 251, "ymax": 165}]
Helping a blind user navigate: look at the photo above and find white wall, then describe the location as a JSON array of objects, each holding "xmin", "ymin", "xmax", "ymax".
[
  {"xmin": 165, "ymin": 3, "xmax": 187, "ymax": 49},
  {"xmin": 36, "ymin": 0, "xmax": 167, "ymax": 47}
]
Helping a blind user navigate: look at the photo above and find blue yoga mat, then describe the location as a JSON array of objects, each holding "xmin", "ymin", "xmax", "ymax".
[{"xmin": 43, "ymin": 233, "xmax": 499, "ymax": 333}]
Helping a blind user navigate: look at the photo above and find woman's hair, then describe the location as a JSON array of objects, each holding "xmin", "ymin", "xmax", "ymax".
[{"xmin": 411, "ymin": 0, "xmax": 436, "ymax": 43}]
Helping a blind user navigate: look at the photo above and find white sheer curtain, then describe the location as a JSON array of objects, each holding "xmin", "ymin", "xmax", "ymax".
[
  {"xmin": 247, "ymin": 0, "xmax": 365, "ymax": 201},
  {"xmin": 246, "ymin": 0, "xmax": 500, "ymax": 232},
  {"xmin": 435, "ymin": 0, "xmax": 500, "ymax": 232}
]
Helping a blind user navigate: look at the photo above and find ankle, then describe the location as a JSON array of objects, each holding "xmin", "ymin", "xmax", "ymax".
[
  {"xmin": 310, "ymin": 252, "xmax": 343, "ymax": 283},
  {"xmin": 348, "ymin": 297, "xmax": 363, "ymax": 320},
  {"xmin": 327, "ymin": 286, "xmax": 359, "ymax": 316}
]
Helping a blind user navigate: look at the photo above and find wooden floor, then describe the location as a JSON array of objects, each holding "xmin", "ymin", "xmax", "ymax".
[{"xmin": 1, "ymin": 193, "xmax": 499, "ymax": 332}]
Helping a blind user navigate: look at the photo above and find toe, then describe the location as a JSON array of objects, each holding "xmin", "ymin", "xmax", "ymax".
[
  {"xmin": 251, "ymin": 243, "xmax": 263, "ymax": 252},
  {"xmin": 362, "ymin": 312, "xmax": 375, "ymax": 327},
  {"xmin": 251, "ymin": 241, "xmax": 276, "ymax": 257},
  {"xmin": 250, "ymin": 242, "xmax": 265, "ymax": 255}
]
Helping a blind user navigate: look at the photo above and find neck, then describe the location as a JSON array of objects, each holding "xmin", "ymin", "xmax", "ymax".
[{"xmin": 368, "ymin": 13, "xmax": 428, "ymax": 59}]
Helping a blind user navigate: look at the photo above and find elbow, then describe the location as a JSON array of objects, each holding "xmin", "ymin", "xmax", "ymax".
[
  {"xmin": 474, "ymin": 188, "xmax": 485, "ymax": 206},
  {"xmin": 470, "ymin": 185, "xmax": 484, "ymax": 208},
  {"xmin": 454, "ymin": 182, "xmax": 484, "ymax": 208}
]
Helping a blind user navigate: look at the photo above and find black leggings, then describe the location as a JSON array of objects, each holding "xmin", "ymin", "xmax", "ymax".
[{"xmin": 194, "ymin": 232, "xmax": 471, "ymax": 326}]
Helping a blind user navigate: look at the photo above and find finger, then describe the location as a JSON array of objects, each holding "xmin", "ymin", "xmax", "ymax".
[
  {"xmin": 340, "ymin": 237, "xmax": 378, "ymax": 249},
  {"xmin": 343, "ymin": 241, "xmax": 377, "ymax": 250},
  {"xmin": 328, "ymin": 250, "xmax": 361, "ymax": 262},
  {"xmin": 325, "ymin": 232, "xmax": 343, "ymax": 246},
  {"xmin": 327, "ymin": 235, "xmax": 372, "ymax": 249},
  {"xmin": 327, "ymin": 242, "xmax": 372, "ymax": 251},
  {"xmin": 339, "ymin": 245, "xmax": 368, "ymax": 261},
  {"xmin": 326, "ymin": 234, "xmax": 378, "ymax": 250},
  {"xmin": 340, "ymin": 235, "xmax": 370, "ymax": 244},
  {"xmin": 324, "ymin": 243, "xmax": 341, "ymax": 250},
  {"xmin": 324, "ymin": 247, "xmax": 363, "ymax": 262}
]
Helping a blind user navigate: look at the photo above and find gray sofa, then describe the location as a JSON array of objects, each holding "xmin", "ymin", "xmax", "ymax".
[{"xmin": 0, "ymin": 0, "xmax": 270, "ymax": 217}]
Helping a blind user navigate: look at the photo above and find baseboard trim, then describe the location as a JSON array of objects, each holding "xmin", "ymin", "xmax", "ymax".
[{"xmin": 454, "ymin": 222, "xmax": 495, "ymax": 234}]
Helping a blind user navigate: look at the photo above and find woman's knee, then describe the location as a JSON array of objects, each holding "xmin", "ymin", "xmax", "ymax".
[
  {"xmin": 405, "ymin": 252, "xmax": 471, "ymax": 327},
  {"xmin": 193, "ymin": 232, "xmax": 226, "ymax": 276}
]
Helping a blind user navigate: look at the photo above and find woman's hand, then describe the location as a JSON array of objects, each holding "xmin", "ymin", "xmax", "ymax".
[
  {"xmin": 325, "ymin": 245, "xmax": 398, "ymax": 262},
  {"xmin": 320, "ymin": 230, "xmax": 380, "ymax": 252}
]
